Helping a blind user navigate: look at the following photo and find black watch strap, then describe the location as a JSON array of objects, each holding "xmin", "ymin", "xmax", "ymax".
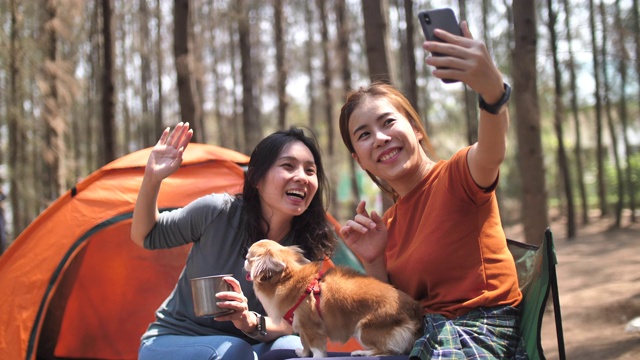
[
  {"xmin": 256, "ymin": 311, "xmax": 267, "ymax": 336},
  {"xmin": 242, "ymin": 311, "xmax": 267, "ymax": 338},
  {"xmin": 478, "ymin": 83, "xmax": 511, "ymax": 114}
]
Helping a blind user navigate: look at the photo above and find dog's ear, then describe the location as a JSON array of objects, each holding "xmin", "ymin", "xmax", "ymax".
[
  {"xmin": 250, "ymin": 254, "xmax": 286, "ymax": 283},
  {"xmin": 289, "ymin": 245, "xmax": 311, "ymax": 265}
]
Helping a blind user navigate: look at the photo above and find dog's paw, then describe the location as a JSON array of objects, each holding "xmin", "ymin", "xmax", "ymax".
[
  {"xmin": 295, "ymin": 348, "xmax": 310, "ymax": 358},
  {"xmin": 350, "ymin": 350, "xmax": 375, "ymax": 356},
  {"xmin": 310, "ymin": 347, "xmax": 328, "ymax": 358}
]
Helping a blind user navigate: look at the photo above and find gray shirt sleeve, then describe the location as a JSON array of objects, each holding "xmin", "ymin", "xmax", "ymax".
[
  {"xmin": 141, "ymin": 193, "xmax": 264, "ymax": 340},
  {"xmin": 144, "ymin": 193, "xmax": 231, "ymax": 250}
]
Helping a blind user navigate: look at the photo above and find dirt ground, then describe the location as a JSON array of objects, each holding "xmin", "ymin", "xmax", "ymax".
[{"xmin": 504, "ymin": 214, "xmax": 640, "ymax": 359}]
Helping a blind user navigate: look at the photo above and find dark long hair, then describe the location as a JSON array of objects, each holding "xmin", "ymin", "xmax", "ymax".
[
  {"xmin": 239, "ymin": 126, "xmax": 335, "ymax": 261},
  {"xmin": 339, "ymin": 82, "xmax": 436, "ymax": 201}
]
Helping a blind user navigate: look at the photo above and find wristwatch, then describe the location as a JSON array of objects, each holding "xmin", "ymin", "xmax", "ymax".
[
  {"xmin": 255, "ymin": 311, "xmax": 267, "ymax": 336},
  {"xmin": 242, "ymin": 311, "xmax": 267, "ymax": 338},
  {"xmin": 478, "ymin": 82, "xmax": 511, "ymax": 115}
]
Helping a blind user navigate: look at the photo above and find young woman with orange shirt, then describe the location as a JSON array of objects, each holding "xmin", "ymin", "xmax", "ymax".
[{"xmin": 338, "ymin": 21, "xmax": 526, "ymax": 359}]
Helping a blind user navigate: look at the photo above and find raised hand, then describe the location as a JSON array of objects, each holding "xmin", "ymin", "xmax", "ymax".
[
  {"xmin": 145, "ymin": 122, "xmax": 193, "ymax": 182},
  {"xmin": 339, "ymin": 201, "xmax": 387, "ymax": 268},
  {"xmin": 422, "ymin": 21, "xmax": 504, "ymax": 102}
]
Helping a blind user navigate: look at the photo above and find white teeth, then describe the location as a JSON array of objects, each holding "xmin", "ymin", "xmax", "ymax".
[
  {"xmin": 379, "ymin": 149, "xmax": 399, "ymax": 162},
  {"xmin": 287, "ymin": 189, "xmax": 306, "ymax": 199}
]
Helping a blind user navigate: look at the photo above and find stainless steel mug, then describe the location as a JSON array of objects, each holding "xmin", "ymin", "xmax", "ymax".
[{"xmin": 190, "ymin": 274, "xmax": 236, "ymax": 317}]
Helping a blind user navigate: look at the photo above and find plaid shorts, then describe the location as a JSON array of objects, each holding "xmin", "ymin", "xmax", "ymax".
[{"xmin": 410, "ymin": 306, "xmax": 528, "ymax": 360}]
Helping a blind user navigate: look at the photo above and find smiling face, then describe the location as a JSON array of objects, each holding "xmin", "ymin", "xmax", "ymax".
[
  {"xmin": 257, "ymin": 140, "xmax": 319, "ymax": 221},
  {"xmin": 348, "ymin": 96, "xmax": 429, "ymax": 195}
]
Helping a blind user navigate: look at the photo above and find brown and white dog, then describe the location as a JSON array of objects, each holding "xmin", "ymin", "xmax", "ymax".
[{"xmin": 244, "ymin": 239, "xmax": 423, "ymax": 358}]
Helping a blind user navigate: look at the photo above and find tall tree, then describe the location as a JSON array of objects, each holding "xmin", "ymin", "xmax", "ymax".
[
  {"xmin": 400, "ymin": 0, "xmax": 418, "ymax": 110},
  {"xmin": 512, "ymin": 0, "xmax": 549, "ymax": 245},
  {"xmin": 562, "ymin": 0, "xmax": 589, "ymax": 225},
  {"xmin": 589, "ymin": 0, "xmax": 607, "ymax": 216},
  {"xmin": 42, "ymin": 0, "xmax": 67, "ymax": 200},
  {"xmin": 615, "ymin": 0, "xmax": 636, "ymax": 223},
  {"xmin": 86, "ymin": 1, "xmax": 101, "ymax": 172},
  {"xmin": 228, "ymin": 12, "xmax": 243, "ymax": 151},
  {"xmin": 336, "ymin": 0, "xmax": 361, "ymax": 211},
  {"xmin": 481, "ymin": 0, "xmax": 492, "ymax": 51},
  {"xmin": 237, "ymin": 0, "xmax": 262, "ymax": 153},
  {"xmin": 117, "ymin": 4, "xmax": 132, "ymax": 157},
  {"xmin": 304, "ymin": 0, "xmax": 317, "ymax": 131},
  {"xmin": 139, "ymin": 0, "xmax": 153, "ymax": 149},
  {"xmin": 362, "ymin": 0, "xmax": 395, "ymax": 211},
  {"xmin": 317, "ymin": 0, "xmax": 334, "ymax": 154},
  {"xmin": 155, "ymin": 0, "xmax": 165, "ymax": 144},
  {"xmin": 547, "ymin": 0, "xmax": 575, "ymax": 238},
  {"xmin": 362, "ymin": 0, "xmax": 395, "ymax": 84},
  {"xmin": 7, "ymin": 0, "xmax": 26, "ymax": 242},
  {"xmin": 458, "ymin": 0, "xmax": 478, "ymax": 145},
  {"xmin": 600, "ymin": 1, "xmax": 623, "ymax": 228},
  {"xmin": 210, "ymin": 4, "xmax": 231, "ymax": 149},
  {"xmin": 173, "ymin": 0, "xmax": 199, "ymax": 141},
  {"xmin": 101, "ymin": 0, "xmax": 116, "ymax": 164},
  {"xmin": 189, "ymin": 2, "xmax": 206, "ymax": 143},
  {"xmin": 274, "ymin": 0, "xmax": 288, "ymax": 129},
  {"xmin": 48, "ymin": 1, "xmax": 80, "ymax": 187},
  {"xmin": 634, "ymin": 0, "xmax": 640, "ymax": 130}
]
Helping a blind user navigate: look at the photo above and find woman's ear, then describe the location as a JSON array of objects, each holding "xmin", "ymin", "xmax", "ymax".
[
  {"xmin": 351, "ymin": 152, "xmax": 363, "ymax": 168},
  {"xmin": 414, "ymin": 127, "xmax": 424, "ymax": 141}
]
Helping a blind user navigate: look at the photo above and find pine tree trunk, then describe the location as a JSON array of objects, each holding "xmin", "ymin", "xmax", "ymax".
[
  {"xmin": 361, "ymin": 0, "xmax": 395, "ymax": 84},
  {"xmin": 590, "ymin": 0, "xmax": 607, "ymax": 216},
  {"xmin": 43, "ymin": 0, "xmax": 66, "ymax": 200},
  {"xmin": 562, "ymin": 0, "xmax": 590, "ymax": 225},
  {"xmin": 336, "ymin": 0, "xmax": 361, "ymax": 214},
  {"xmin": 189, "ymin": 4, "xmax": 205, "ymax": 143},
  {"xmin": 237, "ymin": 0, "xmax": 261, "ymax": 153},
  {"xmin": 547, "ymin": 0, "xmax": 575, "ymax": 238},
  {"xmin": 600, "ymin": 1, "xmax": 624, "ymax": 228},
  {"xmin": 7, "ymin": 0, "xmax": 25, "ymax": 242},
  {"xmin": 101, "ymin": 0, "xmax": 116, "ymax": 164},
  {"xmin": 305, "ymin": 0, "xmax": 317, "ymax": 131},
  {"xmin": 400, "ymin": 0, "xmax": 418, "ymax": 111},
  {"xmin": 139, "ymin": 0, "xmax": 153, "ymax": 148},
  {"xmin": 458, "ymin": 0, "xmax": 478, "ymax": 146},
  {"xmin": 317, "ymin": 0, "xmax": 334, "ymax": 155},
  {"xmin": 511, "ymin": 0, "xmax": 549, "ymax": 245},
  {"xmin": 173, "ymin": 0, "xmax": 198, "ymax": 141},
  {"xmin": 155, "ymin": 0, "xmax": 164, "ymax": 144},
  {"xmin": 616, "ymin": 0, "xmax": 636, "ymax": 222},
  {"xmin": 274, "ymin": 0, "xmax": 288, "ymax": 129},
  {"xmin": 361, "ymin": 0, "xmax": 394, "ymax": 210}
]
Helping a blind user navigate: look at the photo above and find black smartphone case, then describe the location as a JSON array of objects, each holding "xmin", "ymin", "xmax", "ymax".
[{"xmin": 417, "ymin": 8, "xmax": 462, "ymax": 83}]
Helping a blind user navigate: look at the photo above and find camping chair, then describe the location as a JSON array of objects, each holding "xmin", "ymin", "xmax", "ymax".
[
  {"xmin": 276, "ymin": 228, "xmax": 567, "ymax": 360},
  {"xmin": 508, "ymin": 227, "xmax": 566, "ymax": 360}
]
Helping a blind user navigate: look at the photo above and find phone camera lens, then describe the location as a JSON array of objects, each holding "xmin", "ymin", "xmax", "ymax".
[{"xmin": 425, "ymin": 15, "xmax": 431, "ymax": 24}]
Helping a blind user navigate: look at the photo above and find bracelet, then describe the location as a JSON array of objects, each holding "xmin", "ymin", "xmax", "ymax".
[
  {"xmin": 478, "ymin": 82, "xmax": 511, "ymax": 115},
  {"xmin": 241, "ymin": 311, "xmax": 267, "ymax": 338}
]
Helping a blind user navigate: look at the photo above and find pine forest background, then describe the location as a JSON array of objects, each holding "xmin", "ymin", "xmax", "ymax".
[{"xmin": 1, "ymin": 0, "xmax": 639, "ymax": 253}]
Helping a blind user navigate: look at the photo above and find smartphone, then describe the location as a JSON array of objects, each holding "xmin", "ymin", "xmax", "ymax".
[{"xmin": 417, "ymin": 8, "xmax": 462, "ymax": 83}]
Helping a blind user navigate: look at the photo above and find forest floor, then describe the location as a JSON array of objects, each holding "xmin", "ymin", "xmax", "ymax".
[{"xmin": 504, "ymin": 212, "xmax": 640, "ymax": 359}]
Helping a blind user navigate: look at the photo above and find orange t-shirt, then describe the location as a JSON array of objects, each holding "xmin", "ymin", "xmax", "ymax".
[{"xmin": 383, "ymin": 147, "xmax": 522, "ymax": 319}]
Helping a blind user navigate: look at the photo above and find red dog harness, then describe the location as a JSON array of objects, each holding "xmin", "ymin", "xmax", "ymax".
[{"xmin": 283, "ymin": 270, "xmax": 325, "ymax": 326}]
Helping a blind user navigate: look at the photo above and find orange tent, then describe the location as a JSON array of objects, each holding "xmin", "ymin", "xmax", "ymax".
[{"xmin": 0, "ymin": 143, "xmax": 362, "ymax": 360}]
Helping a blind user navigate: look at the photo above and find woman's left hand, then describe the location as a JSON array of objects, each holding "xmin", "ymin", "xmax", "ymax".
[
  {"xmin": 214, "ymin": 276, "xmax": 256, "ymax": 332},
  {"xmin": 423, "ymin": 21, "xmax": 505, "ymax": 103}
]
